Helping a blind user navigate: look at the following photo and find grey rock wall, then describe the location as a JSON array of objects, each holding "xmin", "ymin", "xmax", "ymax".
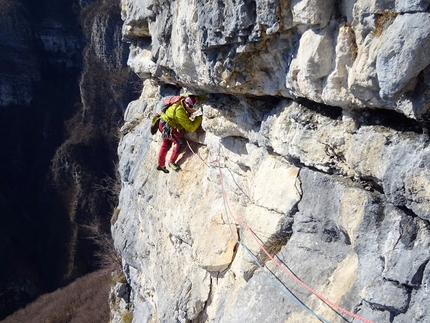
[
  {"xmin": 120, "ymin": 0, "xmax": 430, "ymax": 120},
  {"xmin": 112, "ymin": 1, "xmax": 430, "ymax": 323}
]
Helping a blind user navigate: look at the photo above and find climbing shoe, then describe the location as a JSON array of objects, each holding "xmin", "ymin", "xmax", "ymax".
[
  {"xmin": 157, "ymin": 165, "xmax": 169, "ymax": 173},
  {"xmin": 168, "ymin": 162, "xmax": 180, "ymax": 171}
]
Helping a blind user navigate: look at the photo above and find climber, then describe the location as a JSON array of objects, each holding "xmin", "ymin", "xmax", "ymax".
[{"xmin": 157, "ymin": 94, "xmax": 206, "ymax": 173}]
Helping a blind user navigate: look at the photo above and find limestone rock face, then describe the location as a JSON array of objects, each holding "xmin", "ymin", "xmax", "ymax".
[
  {"xmin": 120, "ymin": 0, "xmax": 430, "ymax": 120},
  {"xmin": 112, "ymin": 1, "xmax": 430, "ymax": 323}
]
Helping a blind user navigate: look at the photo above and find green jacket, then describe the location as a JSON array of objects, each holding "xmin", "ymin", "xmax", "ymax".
[{"xmin": 161, "ymin": 95, "xmax": 205, "ymax": 132}]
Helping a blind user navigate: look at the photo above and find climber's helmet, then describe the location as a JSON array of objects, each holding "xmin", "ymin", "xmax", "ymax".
[{"xmin": 184, "ymin": 96, "xmax": 197, "ymax": 111}]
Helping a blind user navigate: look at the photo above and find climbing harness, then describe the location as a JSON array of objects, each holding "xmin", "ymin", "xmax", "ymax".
[
  {"xmin": 161, "ymin": 120, "xmax": 173, "ymax": 140},
  {"xmin": 185, "ymin": 139, "xmax": 375, "ymax": 323}
]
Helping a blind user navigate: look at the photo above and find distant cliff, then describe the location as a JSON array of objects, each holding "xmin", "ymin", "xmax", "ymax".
[
  {"xmin": 0, "ymin": 0, "xmax": 137, "ymax": 319},
  {"xmin": 111, "ymin": 1, "xmax": 430, "ymax": 322}
]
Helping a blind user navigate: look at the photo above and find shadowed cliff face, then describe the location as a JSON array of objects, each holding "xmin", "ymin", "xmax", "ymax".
[
  {"xmin": 111, "ymin": 1, "xmax": 430, "ymax": 323},
  {"xmin": 0, "ymin": 0, "xmax": 138, "ymax": 319}
]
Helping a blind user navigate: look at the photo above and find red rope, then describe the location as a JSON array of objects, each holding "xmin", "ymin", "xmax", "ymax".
[
  {"xmin": 186, "ymin": 139, "xmax": 375, "ymax": 323},
  {"xmin": 186, "ymin": 139, "xmax": 217, "ymax": 166}
]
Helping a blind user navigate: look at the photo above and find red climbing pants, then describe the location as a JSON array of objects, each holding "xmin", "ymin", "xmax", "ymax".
[{"xmin": 158, "ymin": 121, "xmax": 184, "ymax": 167}]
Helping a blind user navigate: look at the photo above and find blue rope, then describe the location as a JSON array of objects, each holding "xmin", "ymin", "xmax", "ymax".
[{"xmin": 218, "ymin": 164, "xmax": 332, "ymax": 323}]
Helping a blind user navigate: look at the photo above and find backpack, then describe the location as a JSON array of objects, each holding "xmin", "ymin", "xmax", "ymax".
[
  {"xmin": 151, "ymin": 95, "xmax": 185, "ymax": 135},
  {"xmin": 156, "ymin": 95, "xmax": 185, "ymax": 114}
]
